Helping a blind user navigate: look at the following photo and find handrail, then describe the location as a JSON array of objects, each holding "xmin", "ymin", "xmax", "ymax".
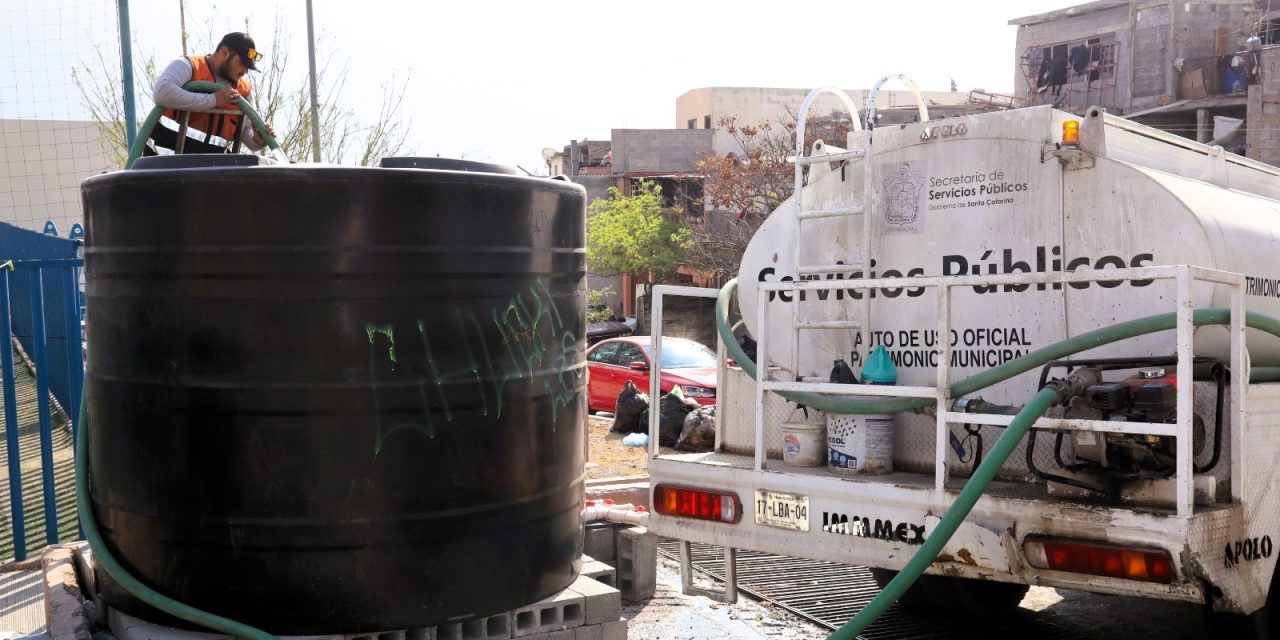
[
  {"xmin": 124, "ymin": 80, "xmax": 283, "ymax": 169},
  {"xmin": 865, "ymin": 73, "xmax": 930, "ymax": 129},
  {"xmin": 743, "ymin": 264, "xmax": 1246, "ymax": 518}
]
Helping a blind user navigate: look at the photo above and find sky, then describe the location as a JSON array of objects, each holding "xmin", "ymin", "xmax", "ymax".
[{"xmin": 5, "ymin": 0, "xmax": 1080, "ymax": 171}]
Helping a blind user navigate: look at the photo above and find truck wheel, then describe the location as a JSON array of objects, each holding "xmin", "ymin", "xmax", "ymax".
[{"xmin": 870, "ymin": 568, "xmax": 1030, "ymax": 620}]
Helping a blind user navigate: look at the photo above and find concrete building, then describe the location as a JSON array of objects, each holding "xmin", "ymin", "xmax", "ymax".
[
  {"xmin": 675, "ymin": 87, "xmax": 974, "ymax": 156},
  {"xmin": 1009, "ymin": 0, "xmax": 1269, "ymax": 152},
  {"xmin": 0, "ymin": 119, "xmax": 116, "ymax": 233}
]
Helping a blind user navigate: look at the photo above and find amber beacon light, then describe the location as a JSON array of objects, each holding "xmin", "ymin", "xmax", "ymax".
[{"xmin": 1062, "ymin": 120, "xmax": 1081, "ymax": 146}]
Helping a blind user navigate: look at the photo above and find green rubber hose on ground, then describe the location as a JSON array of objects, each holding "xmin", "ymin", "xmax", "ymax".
[
  {"xmin": 123, "ymin": 80, "xmax": 281, "ymax": 170},
  {"xmin": 75, "ymin": 395, "xmax": 280, "ymax": 640},
  {"xmin": 716, "ymin": 277, "xmax": 1280, "ymax": 413},
  {"xmin": 825, "ymin": 386, "xmax": 1063, "ymax": 640}
]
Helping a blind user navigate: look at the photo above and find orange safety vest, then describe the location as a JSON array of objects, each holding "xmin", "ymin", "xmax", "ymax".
[{"xmin": 162, "ymin": 55, "xmax": 252, "ymax": 146}]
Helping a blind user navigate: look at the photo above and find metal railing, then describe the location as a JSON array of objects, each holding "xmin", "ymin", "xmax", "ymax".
[
  {"xmin": 749, "ymin": 265, "xmax": 1245, "ymax": 519},
  {"xmin": 0, "ymin": 257, "xmax": 84, "ymax": 559}
]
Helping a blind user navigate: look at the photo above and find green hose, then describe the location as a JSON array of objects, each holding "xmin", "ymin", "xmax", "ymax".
[
  {"xmin": 716, "ymin": 277, "xmax": 1279, "ymax": 413},
  {"xmin": 124, "ymin": 80, "xmax": 282, "ymax": 170},
  {"xmin": 75, "ymin": 396, "xmax": 280, "ymax": 640},
  {"xmin": 826, "ymin": 386, "xmax": 1063, "ymax": 640}
]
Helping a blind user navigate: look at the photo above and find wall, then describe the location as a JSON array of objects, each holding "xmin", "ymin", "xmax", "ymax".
[
  {"xmin": 1247, "ymin": 48, "xmax": 1280, "ymax": 165},
  {"xmin": 675, "ymin": 87, "xmax": 970, "ymax": 156},
  {"xmin": 0, "ymin": 119, "xmax": 116, "ymax": 233},
  {"xmin": 609, "ymin": 129, "xmax": 713, "ymax": 174},
  {"xmin": 1011, "ymin": 2, "xmax": 1136, "ymax": 108}
]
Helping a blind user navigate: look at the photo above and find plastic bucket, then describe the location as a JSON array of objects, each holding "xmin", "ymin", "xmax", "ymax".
[
  {"xmin": 828, "ymin": 410, "xmax": 894, "ymax": 474},
  {"xmin": 782, "ymin": 421, "xmax": 826, "ymax": 467}
]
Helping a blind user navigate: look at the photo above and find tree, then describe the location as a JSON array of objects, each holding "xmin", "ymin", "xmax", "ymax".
[
  {"xmin": 72, "ymin": 15, "xmax": 412, "ymax": 167},
  {"xmin": 684, "ymin": 113, "xmax": 853, "ymax": 279},
  {"xmin": 587, "ymin": 180, "xmax": 691, "ymax": 285}
]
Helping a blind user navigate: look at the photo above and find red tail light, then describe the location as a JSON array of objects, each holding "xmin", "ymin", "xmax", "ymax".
[
  {"xmin": 1023, "ymin": 535, "xmax": 1174, "ymax": 584},
  {"xmin": 653, "ymin": 485, "xmax": 741, "ymax": 524}
]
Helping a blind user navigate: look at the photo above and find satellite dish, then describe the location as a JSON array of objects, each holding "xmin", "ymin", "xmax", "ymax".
[{"xmin": 541, "ymin": 147, "xmax": 558, "ymax": 161}]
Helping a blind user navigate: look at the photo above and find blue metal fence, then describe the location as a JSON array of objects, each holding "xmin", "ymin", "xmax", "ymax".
[{"xmin": 0, "ymin": 221, "xmax": 84, "ymax": 560}]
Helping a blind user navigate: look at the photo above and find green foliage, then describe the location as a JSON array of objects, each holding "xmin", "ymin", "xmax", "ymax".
[
  {"xmin": 585, "ymin": 287, "xmax": 616, "ymax": 324},
  {"xmin": 586, "ymin": 180, "xmax": 691, "ymax": 281}
]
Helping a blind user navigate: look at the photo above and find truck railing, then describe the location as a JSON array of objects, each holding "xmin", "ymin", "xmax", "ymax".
[{"xmin": 653, "ymin": 265, "xmax": 1247, "ymax": 519}]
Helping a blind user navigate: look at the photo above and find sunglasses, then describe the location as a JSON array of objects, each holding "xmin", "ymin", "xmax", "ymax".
[{"xmin": 242, "ymin": 48, "xmax": 262, "ymax": 64}]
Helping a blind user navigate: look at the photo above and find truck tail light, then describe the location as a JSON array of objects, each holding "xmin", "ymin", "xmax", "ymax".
[
  {"xmin": 653, "ymin": 484, "xmax": 741, "ymax": 524},
  {"xmin": 1023, "ymin": 535, "xmax": 1174, "ymax": 584}
]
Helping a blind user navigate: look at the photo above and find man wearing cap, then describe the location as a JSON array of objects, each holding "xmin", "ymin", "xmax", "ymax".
[{"xmin": 149, "ymin": 32, "xmax": 275, "ymax": 155}]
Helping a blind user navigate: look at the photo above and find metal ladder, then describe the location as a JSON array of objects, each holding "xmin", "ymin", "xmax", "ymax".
[{"xmin": 789, "ymin": 75, "xmax": 930, "ymax": 374}]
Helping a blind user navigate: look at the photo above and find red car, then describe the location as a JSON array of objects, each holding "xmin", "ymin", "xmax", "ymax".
[{"xmin": 585, "ymin": 336, "xmax": 717, "ymax": 413}]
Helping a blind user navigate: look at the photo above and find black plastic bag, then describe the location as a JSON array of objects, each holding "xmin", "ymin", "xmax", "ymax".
[
  {"xmin": 611, "ymin": 380, "xmax": 650, "ymax": 434},
  {"xmin": 657, "ymin": 392, "xmax": 700, "ymax": 447},
  {"xmin": 676, "ymin": 406, "xmax": 716, "ymax": 452}
]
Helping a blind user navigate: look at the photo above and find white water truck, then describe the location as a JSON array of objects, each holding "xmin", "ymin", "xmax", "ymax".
[{"xmin": 646, "ymin": 75, "xmax": 1280, "ymax": 638}]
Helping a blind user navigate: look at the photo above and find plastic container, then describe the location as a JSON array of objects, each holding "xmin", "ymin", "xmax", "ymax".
[
  {"xmin": 828, "ymin": 410, "xmax": 894, "ymax": 474},
  {"xmin": 782, "ymin": 421, "xmax": 826, "ymax": 467},
  {"xmin": 861, "ymin": 345, "xmax": 897, "ymax": 385}
]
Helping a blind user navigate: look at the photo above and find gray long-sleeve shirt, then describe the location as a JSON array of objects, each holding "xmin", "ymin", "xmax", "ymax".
[{"xmin": 153, "ymin": 57, "xmax": 263, "ymax": 150}]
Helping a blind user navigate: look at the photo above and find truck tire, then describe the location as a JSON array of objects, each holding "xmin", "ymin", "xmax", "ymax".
[{"xmin": 870, "ymin": 568, "xmax": 1030, "ymax": 620}]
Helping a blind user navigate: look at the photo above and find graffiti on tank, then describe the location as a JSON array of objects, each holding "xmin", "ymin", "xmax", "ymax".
[{"xmin": 367, "ymin": 278, "xmax": 584, "ymax": 453}]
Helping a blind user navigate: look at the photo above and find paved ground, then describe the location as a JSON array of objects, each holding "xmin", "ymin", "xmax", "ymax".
[{"xmin": 625, "ymin": 554, "xmax": 829, "ymax": 639}]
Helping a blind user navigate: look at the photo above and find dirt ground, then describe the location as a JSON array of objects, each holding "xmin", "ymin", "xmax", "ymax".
[{"xmin": 585, "ymin": 414, "xmax": 678, "ymax": 480}]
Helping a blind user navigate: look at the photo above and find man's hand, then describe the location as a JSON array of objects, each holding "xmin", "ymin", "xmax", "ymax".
[
  {"xmin": 214, "ymin": 87, "xmax": 241, "ymax": 110},
  {"xmin": 252, "ymin": 124, "xmax": 276, "ymax": 147}
]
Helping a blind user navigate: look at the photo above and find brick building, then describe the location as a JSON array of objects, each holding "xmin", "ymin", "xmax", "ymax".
[{"xmin": 1009, "ymin": 0, "xmax": 1275, "ymax": 156}]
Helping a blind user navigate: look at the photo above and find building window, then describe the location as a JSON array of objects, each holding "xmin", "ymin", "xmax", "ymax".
[
  {"xmin": 704, "ymin": 115, "xmax": 711, "ymax": 129},
  {"xmin": 687, "ymin": 119, "xmax": 696, "ymax": 129}
]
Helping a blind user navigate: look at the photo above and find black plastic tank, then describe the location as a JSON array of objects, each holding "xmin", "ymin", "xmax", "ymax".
[{"xmin": 80, "ymin": 156, "xmax": 587, "ymax": 634}]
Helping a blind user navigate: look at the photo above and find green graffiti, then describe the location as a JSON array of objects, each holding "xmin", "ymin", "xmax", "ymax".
[{"xmin": 366, "ymin": 277, "xmax": 585, "ymax": 453}]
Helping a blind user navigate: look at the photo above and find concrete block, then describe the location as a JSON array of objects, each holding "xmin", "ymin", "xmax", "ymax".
[
  {"xmin": 565, "ymin": 574, "xmax": 621, "ymax": 627},
  {"xmin": 512, "ymin": 588, "xmax": 584, "ymax": 637},
  {"xmin": 616, "ymin": 527, "xmax": 657, "ymax": 603},
  {"xmin": 583, "ymin": 523, "xmax": 618, "ymax": 562},
  {"xmin": 436, "ymin": 612, "xmax": 508, "ymax": 640},
  {"xmin": 600, "ymin": 621, "xmax": 627, "ymax": 640},
  {"xmin": 518, "ymin": 631, "xmax": 573, "ymax": 640},
  {"xmin": 43, "ymin": 546, "xmax": 91, "ymax": 640},
  {"xmin": 581, "ymin": 560, "xmax": 616, "ymax": 588},
  {"xmin": 572, "ymin": 626, "xmax": 603, "ymax": 640}
]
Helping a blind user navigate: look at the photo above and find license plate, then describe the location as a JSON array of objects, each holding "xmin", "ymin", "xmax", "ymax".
[{"xmin": 754, "ymin": 490, "xmax": 810, "ymax": 532}]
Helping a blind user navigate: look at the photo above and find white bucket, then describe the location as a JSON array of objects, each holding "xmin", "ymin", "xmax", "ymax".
[
  {"xmin": 781, "ymin": 421, "xmax": 826, "ymax": 467},
  {"xmin": 828, "ymin": 410, "xmax": 894, "ymax": 474}
]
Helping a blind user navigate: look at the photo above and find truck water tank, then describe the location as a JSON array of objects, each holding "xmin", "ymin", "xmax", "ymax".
[
  {"xmin": 738, "ymin": 106, "xmax": 1280, "ymax": 404},
  {"xmin": 80, "ymin": 156, "xmax": 587, "ymax": 634}
]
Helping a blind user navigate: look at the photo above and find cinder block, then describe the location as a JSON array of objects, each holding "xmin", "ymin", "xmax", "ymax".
[
  {"xmin": 583, "ymin": 523, "xmax": 618, "ymax": 562},
  {"xmin": 436, "ymin": 612, "xmax": 509, "ymax": 640},
  {"xmin": 616, "ymin": 527, "xmax": 657, "ymax": 603},
  {"xmin": 600, "ymin": 621, "xmax": 627, "ymax": 640},
  {"xmin": 565, "ymin": 574, "xmax": 622, "ymax": 626},
  {"xmin": 572, "ymin": 626, "xmax": 603, "ymax": 640},
  {"xmin": 518, "ymin": 631, "xmax": 573, "ymax": 640},
  {"xmin": 581, "ymin": 560, "xmax": 616, "ymax": 588},
  {"xmin": 512, "ymin": 587, "xmax": 585, "ymax": 637}
]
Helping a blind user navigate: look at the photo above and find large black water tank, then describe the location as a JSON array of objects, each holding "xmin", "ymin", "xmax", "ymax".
[{"xmin": 80, "ymin": 157, "xmax": 587, "ymax": 634}]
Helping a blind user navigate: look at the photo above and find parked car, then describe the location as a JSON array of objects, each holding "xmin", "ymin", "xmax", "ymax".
[
  {"xmin": 585, "ymin": 336, "xmax": 717, "ymax": 413},
  {"xmin": 586, "ymin": 320, "xmax": 633, "ymax": 345}
]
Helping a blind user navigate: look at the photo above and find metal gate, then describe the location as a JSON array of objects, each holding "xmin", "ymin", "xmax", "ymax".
[{"xmin": 0, "ymin": 220, "xmax": 84, "ymax": 560}]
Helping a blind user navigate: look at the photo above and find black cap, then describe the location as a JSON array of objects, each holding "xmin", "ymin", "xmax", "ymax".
[{"xmin": 217, "ymin": 32, "xmax": 259, "ymax": 71}]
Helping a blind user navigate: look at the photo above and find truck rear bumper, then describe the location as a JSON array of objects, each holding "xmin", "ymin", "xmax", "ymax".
[{"xmin": 648, "ymin": 453, "xmax": 1240, "ymax": 606}]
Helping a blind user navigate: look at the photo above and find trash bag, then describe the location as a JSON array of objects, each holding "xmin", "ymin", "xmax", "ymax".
[
  {"xmin": 611, "ymin": 380, "xmax": 649, "ymax": 434},
  {"xmin": 657, "ymin": 388, "xmax": 700, "ymax": 447},
  {"xmin": 676, "ymin": 406, "xmax": 716, "ymax": 452}
]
